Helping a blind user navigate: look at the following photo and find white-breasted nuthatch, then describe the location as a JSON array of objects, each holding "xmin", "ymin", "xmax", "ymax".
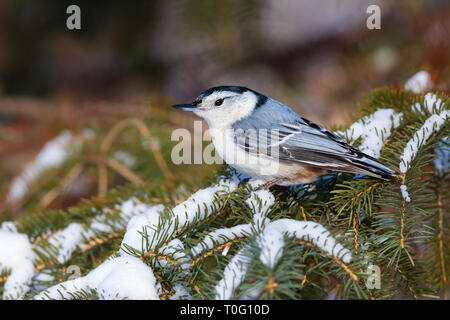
[{"xmin": 173, "ymin": 86, "xmax": 396, "ymax": 189}]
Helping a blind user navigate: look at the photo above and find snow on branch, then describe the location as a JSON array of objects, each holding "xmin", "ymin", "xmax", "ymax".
[
  {"xmin": 35, "ymin": 197, "xmax": 151, "ymax": 265},
  {"xmin": 400, "ymin": 110, "xmax": 449, "ymax": 174},
  {"xmin": 34, "ymin": 178, "xmax": 239, "ymax": 300},
  {"xmin": 190, "ymin": 184, "xmax": 274, "ymax": 264},
  {"xmin": 258, "ymin": 219, "xmax": 352, "ymax": 267},
  {"xmin": 404, "ymin": 70, "xmax": 432, "ymax": 94},
  {"xmin": 37, "ymin": 223, "xmax": 86, "ymax": 264},
  {"xmin": 0, "ymin": 223, "xmax": 36, "ymax": 299},
  {"xmin": 169, "ymin": 179, "xmax": 238, "ymax": 229},
  {"xmin": 412, "ymin": 93, "xmax": 448, "ymax": 178},
  {"xmin": 214, "ymin": 247, "xmax": 250, "ymax": 300},
  {"xmin": 0, "ymin": 196, "xmax": 155, "ymax": 299},
  {"xmin": 119, "ymin": 203, "xmax": 165, "ymax": 255},
  {"xmin": 412, "ymin": 93, "xmax": 444, "ymax": 115},
  {"xmin": 399, "ymin": 108, "xmax": 449, "ymax": 202},
  {"xmin": 158, "ymin": 239, "xmax": 188, "ymax": 269},
  {"xmin": 214, "ymin": 184, "xmax": 352, "ymax": 299},
  {"xmin": 257, "ymin": 223, "xmax": 285, "ymax": 268},
  {"xmin": 400, "ymin": 185, "xmax": 411, "ymax": 203},
  {"xmin": 34, "ymin": 256, "xmax": 159, "ymax": 300},
  {"xmin": 297, "ymin": 220, "xmax": 353, "ymax": 265},
  {"xmin": 214, "ymin": 186, "xmax": 276, "ymax": 300},
  {"xmin": 335, "ymin": 109, "xmax": 403, "ymax": 158},
  {"xmin": 6, "ymin": 129, "xmax": 94, "ymax": 203},
  {"xmin": 32, "ymin": 198, "xmax": 168, "ymax": 300},
  {"xmin": 245, "ymin": 183, "xmax": 275, "ymax": 229},
  {"xmin": 190, "ymin": 224, "xmax": 253, "ymax": 258},
  {"xmin": 120, "ymin": 178, "xmax": 238, "ymax": 257},
  {"xmin": 3, "ymin": 176, "xmax": 352, "ymax": 300},
  {"xmin": 214, "ymin": 220, "xmax": 352, "ymax": 300}
]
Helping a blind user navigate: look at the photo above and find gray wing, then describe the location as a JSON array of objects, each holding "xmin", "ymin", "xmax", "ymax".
[{"xmin": 231, "ymin": 98, "xmax": 396, "ymax": 180}]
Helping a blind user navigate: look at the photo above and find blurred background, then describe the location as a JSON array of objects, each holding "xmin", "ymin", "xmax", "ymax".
[{"xmin": 0, "ymin": 0, "xmax": 449, "ymax": 218}]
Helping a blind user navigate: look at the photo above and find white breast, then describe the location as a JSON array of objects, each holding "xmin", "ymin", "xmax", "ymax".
[{"xmin": 209, "ymin": 128, "xmax": 289, "ymax": 181}]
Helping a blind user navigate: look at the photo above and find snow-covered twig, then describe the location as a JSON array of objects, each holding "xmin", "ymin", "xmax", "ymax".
[
  {"xmin": 214, "ymin": 185, "xmax": 352, "ymax": 299},
  {"xmin": 399, "ymin": 110, "xmax": 449, "ymax": 173},
  {"xmin": 412, "ymin": 93, "xmax": 444, "ymax": 116},
  {"xmin": 0, "ymin": 223, "xmax": 36, "ymax": 299},
  {"xmin": 404, "ymin": 70, "xmax": 432, "ymax": 94},
  {"xmin": 214, "ymin": 247, "xmax": 250, "ymax": 300},
  {"xmin": 33, "ymin": 179, "xmax": 239, "ymax": 300},
  {"xmin": 35, "ymin": 197, "xmax": 153, "ymax": 266},
  {"xmin": 335, "ymin": 109, "xmax": 403, "ymax": 158},
  {"xmin": 120, "ymin": 178, "xmax": 238, "ymax": 257},
  {"xmin": 34, "ymin": 256, "xmax": 159, "ymax": 300},
  {"xmin": 399, "ymin": 108, "xmax": 449, "ymax": 202},
  {"xmin": 190, "ymin": 224, "xmax": 253, "ymax": 258},
  {"xmin": 258, "ymin": 219, "xmax": 352, "ymax": 266},
  {"xmin": 6, "ymin": 130, "xmax": 93, "ymax": 202},
  {"xmin": 190, "ymin": 183, "xmax": 275, "ymax": 263}
]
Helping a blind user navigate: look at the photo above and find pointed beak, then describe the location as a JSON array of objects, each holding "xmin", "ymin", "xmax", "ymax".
[{"xmin": 172, "ymin": 103, "xmax": 197, "ymax": 111}]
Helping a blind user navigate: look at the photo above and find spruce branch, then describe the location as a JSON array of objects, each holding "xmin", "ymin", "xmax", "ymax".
[{"xmin": 1, "ymin": 86, "xmax": 448, "ymax": 300}]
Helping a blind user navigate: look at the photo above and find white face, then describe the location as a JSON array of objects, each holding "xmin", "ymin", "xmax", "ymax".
[{"xmin": 192, "ymin": 90, "xmax": 257, "ymax": 128}]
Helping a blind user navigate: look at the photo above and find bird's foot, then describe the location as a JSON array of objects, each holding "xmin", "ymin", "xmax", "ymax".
[
  {"xmin": 254, "ymin": 178, "xmax": 282, "ymax": 191},
  {"xmin": 238, "ymin": 177, "xmax": 251, "ymax": 188}
]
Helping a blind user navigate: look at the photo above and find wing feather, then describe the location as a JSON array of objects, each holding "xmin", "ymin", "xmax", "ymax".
[{"xmin": 231, "ymin": 98, "xmax": 396, "ymax": 180}]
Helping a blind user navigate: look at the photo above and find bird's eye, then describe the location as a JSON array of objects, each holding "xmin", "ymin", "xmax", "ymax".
[{"xmin": 215, "ymin": 99, "xmax": 224, "ymax": 106}]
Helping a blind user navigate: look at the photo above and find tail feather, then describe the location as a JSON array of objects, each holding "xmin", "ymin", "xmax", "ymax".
[
  {"xmin": 342, "ymin": 154, "xmax": 397, "ymax": 180},
  {"xmin": 294, "ymin": 148, "xmax": 397, "ymax": 180}
]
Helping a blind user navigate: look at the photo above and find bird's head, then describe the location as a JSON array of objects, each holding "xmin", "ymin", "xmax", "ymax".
[{"xmin": 172, "ymin": 86, "xmax": 267, "ymax": 128}]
